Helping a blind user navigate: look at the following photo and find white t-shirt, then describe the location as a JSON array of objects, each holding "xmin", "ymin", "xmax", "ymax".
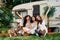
[
  {"xmin": 31, "ymin": 23, "xmax": 37, "ymax": 34},
  {"xmin": 38, "ymin": 20, "xmax": 48, "ymax": 33},
  {"xmin": 24, "ymin": 23, "xmax": 32, "ymax": 32},
  {"xmin": 25, "ymin": 22, "xmax": 37, "ymax": 34}
]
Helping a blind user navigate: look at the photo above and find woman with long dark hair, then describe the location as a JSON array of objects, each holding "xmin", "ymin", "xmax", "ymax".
[
  {"xmin": 23, "ymin": 15, "xmax": 32, "ymax": 35},
  {"xmin": 36, "ymin": 15, "xmax": 48, "ymax": 37},
  {"xmin": 30, "ymin": 16, "xmax": 38, "ymax": 34},
  {"xmin": 35, "ymin": 4, "xmax": 50, "ymax": 37},
  {"xmin": 23, "ymin": 15, "xmax": 31, "ymax": 27}
]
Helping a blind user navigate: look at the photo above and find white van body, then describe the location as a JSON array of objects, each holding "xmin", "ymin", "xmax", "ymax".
[{"xmin": 12, "ymin": 1, "xmax": 60, "ymax": 29}]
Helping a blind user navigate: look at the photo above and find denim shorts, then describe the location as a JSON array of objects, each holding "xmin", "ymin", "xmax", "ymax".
[{"xmin": 35, "ymin": 30, "xmax": 42, "ymax": 36}]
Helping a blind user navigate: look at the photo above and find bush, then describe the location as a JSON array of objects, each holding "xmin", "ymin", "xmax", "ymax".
[
  {"xmin": 0, "ymin": 7, "xmax": 13, "ymax": 28},
  {"xmin": 0, "ymin": 28, "xmax": 9, "ymax": 33}
]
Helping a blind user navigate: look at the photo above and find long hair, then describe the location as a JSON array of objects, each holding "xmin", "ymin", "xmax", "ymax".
[
  {"xmin": 23, "ymin": 15, "xmax": 31, "ymax": 27},
  {"xmin": 36, "ymin": 15, "xmax": 43, "ymax": 24},
  {"xmin": 31, "ymin": 16, "xmax": 36, "ymax": 23}
]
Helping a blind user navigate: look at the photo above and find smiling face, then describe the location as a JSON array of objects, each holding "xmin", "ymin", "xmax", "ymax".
[
  {"xmin": 36, "ymin": 15, "xmax": 43, "ymax": 24},
  {"xmin": 32, "ymin": 16, "xmax": 35, "ymax": 21},
  {"xmin": 26, "ymin": 16, "xmax": 30, "ymax": 21},
  {"xmin": 36, "ymin": 16, "xmax": 41, "ymax": 21}
]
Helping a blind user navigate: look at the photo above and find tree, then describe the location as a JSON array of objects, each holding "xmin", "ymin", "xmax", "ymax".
[
  {"xmin": 0, "ymin": 6, "xmax": 13, "ymax": 28},
  {"xmin": 43, "ymin": 6, "xmax": 56, "ymax": 27}
]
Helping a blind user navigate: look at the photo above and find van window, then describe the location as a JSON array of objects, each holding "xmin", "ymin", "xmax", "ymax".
[
  {"xmin": 33, "ymin": 5, "xmax": 40, "ymax": 16},
  {"xmin": 15, "ymin": 10, "xmax": 28, "ymax": 19}
]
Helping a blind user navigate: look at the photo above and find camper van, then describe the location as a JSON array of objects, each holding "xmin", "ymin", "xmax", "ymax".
[
  {"xmin": 12, "ymin": 1, "xmax": 49, "ymax": 22},
  {"xmin": 13, "ymin": 1, "xmax": 50, "ymax": 17},
  {"xmin": 12, "ymin": 1, "xmax": 49, "ymax": 27},
  {"xmin": 12, "ymin": 1, "xmax": 60, "ymax": 33}
]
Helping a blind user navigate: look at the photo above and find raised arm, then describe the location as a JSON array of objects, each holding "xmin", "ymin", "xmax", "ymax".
[
  {"xmin": 43, "ymin": 4, "xmax": 50, "ymax": 22},
  {"xmin": 15, "ymin": 12, "xmax": 23, "ymax": 19}
]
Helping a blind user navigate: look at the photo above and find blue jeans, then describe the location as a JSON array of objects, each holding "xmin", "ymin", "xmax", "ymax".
[{"xmin": 35, "ymin": 29, "xmax": 42, "ymax": 36}]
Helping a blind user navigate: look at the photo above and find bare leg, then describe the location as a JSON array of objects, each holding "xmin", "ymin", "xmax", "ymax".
[{"xmin": 41, "ymin": 30, "xmax": 46, "ymax": 37}]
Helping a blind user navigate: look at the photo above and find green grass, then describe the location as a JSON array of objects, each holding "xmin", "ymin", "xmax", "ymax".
[{"xmin": 0, "ymin": 34, "xmax": 60, "ymax": 40}]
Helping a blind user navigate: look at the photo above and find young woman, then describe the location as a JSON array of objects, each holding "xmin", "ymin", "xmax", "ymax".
[
  {"xmin": 35, "ymin": 4, "xmax": 50, "ymax": 37},
  {"xmin": 23, "ymin": 15, "xmax": 32, "ymax": 35},
  {"xmin": 36, "ymin": 15, "xmax": 48, "ymax": 37},
  {"xmin": 30, "ymin": 16, "xmax": 38, "ymax": 34}
]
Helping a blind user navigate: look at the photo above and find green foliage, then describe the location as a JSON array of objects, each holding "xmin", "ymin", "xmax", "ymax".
[
  {"xmin": 4, "ymin": 37, "xmax": 10, "ymax": 40},
  {"xmin": 4, "ymin": 0, "xmax": 13, "ymax": 9},
  {"xmin": 14, "ymin": 38, "xmax": 21, "ymax": 40},
  {"xmin": 0, "ymin": 37, "xmax": 4, "ymax": 40},
  {"xmin": 0, "ymin": 34, "xmax": 60, "ymax": 40},
  {"xmin": 0, "ymin": 28, "xmax": 9, "ymax": 33},
  {"xmin": 43, "ymin": 6, "xmax": 56, "ymax": 27},
  {"xmin": 13, "ymin": 0, "xmax": 38, "ymax": 6},
  {"xmin": 43, "ymin": 6, "xmax": 56, "ymax": 17},
  {"xmin": 0, "ymin": 7, "xmax": 13, "ymax": 28},
  {"xmin": 13, "ymin": 0, "xmax": 22, "ymax": 6}
]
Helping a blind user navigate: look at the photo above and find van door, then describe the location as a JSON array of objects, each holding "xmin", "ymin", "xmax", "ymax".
[{"xmin": 33, "ymin": 5, "xmax": 40, "ymax": 16}]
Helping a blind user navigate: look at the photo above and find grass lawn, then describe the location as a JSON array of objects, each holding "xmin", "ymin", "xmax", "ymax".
[{"xmin": 0, "ymin": 33, "xmax": 60, "ymax": 40}]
